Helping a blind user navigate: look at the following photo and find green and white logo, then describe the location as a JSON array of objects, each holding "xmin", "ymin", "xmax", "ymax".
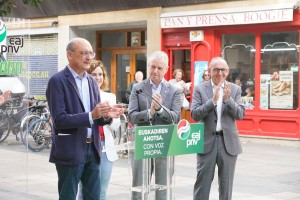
[
  {"xmin": 0, "ymin": 20, "xmax": 7, "ymax": 43},
  {"xmin": 177, "ymin": 119, "xmax": 191, "ymax": 140}
]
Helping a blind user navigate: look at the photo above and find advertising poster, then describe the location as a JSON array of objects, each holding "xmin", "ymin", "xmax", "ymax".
[
  {"xmin": 194, "ymin": 61, "xmax": 208, "ymax": 87},
  {"xmin": 134, "ymin": 120, "xmax": 204, "ymax": 160},
  {"xmin": 270, "ymin": 71, "xmax": 293, "ymax": 109},
  {"xmin": 260, "ymin": 74, "xmax": 270, "ymax": 110}
]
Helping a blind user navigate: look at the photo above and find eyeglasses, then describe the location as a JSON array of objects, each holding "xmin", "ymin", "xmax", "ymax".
[
  {"xmin": 204, "ymin": 74, "xmax": 210, "ymax": 76},
  {"xmin": 212, "ymin": 68, "xmax": 228, "ymax": 74},
  {"xmin": 79, "ymin": 51, "xmax": 95, "ymax": 58}
]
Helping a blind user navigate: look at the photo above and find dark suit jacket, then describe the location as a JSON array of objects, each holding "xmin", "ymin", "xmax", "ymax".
[
  {"xmin": 46, "ymin": 66, "xmax": 109, "ymax": 165},
  {"xmin": 191, "ymin": 80, "xmax": 245, "ymax": 156}
]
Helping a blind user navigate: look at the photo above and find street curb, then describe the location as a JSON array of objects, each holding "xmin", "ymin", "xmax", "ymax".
[{"xmin": 240, "ymin": 135, "xmax": 300, "ymax": 148}]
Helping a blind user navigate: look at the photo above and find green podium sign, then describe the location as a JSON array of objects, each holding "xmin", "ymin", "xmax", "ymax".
[{"xmin": 135, "ymin": 119, "xmax": 204, "ymax": 160}]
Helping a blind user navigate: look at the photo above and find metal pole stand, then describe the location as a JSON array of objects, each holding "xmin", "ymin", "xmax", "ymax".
[{"xmin": 130, "ymin": 156, "xmax": 174, "ymax": 200}]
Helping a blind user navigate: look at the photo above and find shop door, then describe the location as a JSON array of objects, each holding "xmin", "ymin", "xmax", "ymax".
[{"xmin": 111, "ymin": 49, "xmax": 147, "ymax": 103}]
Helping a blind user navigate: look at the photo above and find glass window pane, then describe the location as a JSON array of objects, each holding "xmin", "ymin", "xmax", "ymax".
[
  {"xmin": 100, "ymin": 50, "xmax": 111, "ymax": 77},
  {"xmin": 135, "ymin": 53, "xmax": 147, "ymax": 79},
  {"xmin": 261, "ymin": 31, "xmax": 298, "ymax": 110},
  {"xmin": 116, "ymin": 54, "xmax": 130, "ymax": 103},
  {"xmin": 222, "ymin": 33, "xmax": 255, "ymax": 109},
  {"xmin": 101, "ymin": 32, "xmax": 125, "ymax": 48}
]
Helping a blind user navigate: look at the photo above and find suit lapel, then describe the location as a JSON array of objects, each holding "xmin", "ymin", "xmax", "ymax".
[
  {"xmin": 88, "ymin": 75, "xmax": 97, "ymax": 109},
  {"xmin": 205, "ymin": 81, "xmax": 213, "ymax": 99},
  {"xmin": 205, "ymin": 81, "xmax": 217, "ymax": 117},
  {"xmin": 64, "ymin": 67, "xmax": 85, "ymax": 110},
  {"xmin": 142, "ymin": 79, "xmax": 153, "ymax": 103},
  {"xmin": 161, "ymin": 81, "xmax": 169, "ymax": 105}
]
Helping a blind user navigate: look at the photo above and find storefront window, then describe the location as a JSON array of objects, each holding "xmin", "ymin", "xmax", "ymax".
[
  {"xmin": 261, "ymin": 31, "xmax": 298, "ymax": 110},
  {"xmin": 222, "ymin": 34, "xmax": 255, "ymax": 109}
]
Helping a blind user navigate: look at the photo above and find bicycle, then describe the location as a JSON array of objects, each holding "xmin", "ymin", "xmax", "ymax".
[
  {"xmin": 23, "ymin": 116, "xmax": 53, "ymax": 152},
  {"xmin": 113, "ymin": 104, "xmax": 133, "ymax": 156},
  {"xmin": 0, "ymin": 98, "xmax": 49, "ymax": 145}
]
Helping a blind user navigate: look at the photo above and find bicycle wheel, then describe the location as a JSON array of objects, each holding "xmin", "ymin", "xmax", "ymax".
[
  {"xmin": 20, "ymin": 115, "xmax": 41, "ymax": 145},
  {"xmin": 24, "ymin": 118, "xmax": 52, "ymax": 152},
  {"xmin": 0, "ymin": 117, "xmax": 10, "ymax": 143}
]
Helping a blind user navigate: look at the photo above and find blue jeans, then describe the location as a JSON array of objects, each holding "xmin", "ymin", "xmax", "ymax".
[
  {"xmin": 99, "ymin": 141, "xmax": 113, "ymax": 200},
  {"xmin": 56, "ymin": 143, "xmax": 100, "ymax": 200},
  {"xmin": 78, "ymin": 141, "xmax": 113, "ymax": 200}
]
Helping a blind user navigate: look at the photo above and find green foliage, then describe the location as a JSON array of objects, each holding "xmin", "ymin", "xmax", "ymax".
[
  {"xmin": 22, "ymin": 0, "xmax": 43, "ymax": 7},
  {"xmin": 0, "ymin": 1, "xmax": 15, "ymax": 17},
  {"xmin": 0, "ymin": 0, "xmax": 78, "ymax": 17}
]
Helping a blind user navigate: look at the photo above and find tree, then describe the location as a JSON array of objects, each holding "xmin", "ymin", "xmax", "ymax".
[{"xmin": 0, "ymin": 0, "xmax": 42, "ymax": 16}]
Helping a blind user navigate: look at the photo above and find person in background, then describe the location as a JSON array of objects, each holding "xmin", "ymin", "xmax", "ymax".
[
  {"xmin": 169, "ymin": 68, "xmax": 189, "ymax": 95},
  {"xmin": 125, "ymin": 71, "xmax": 144, "ymax": 103},
  {"xmin": 169, "ymin": 68, "xmax": 190, "ymax": 109},
  {"xmin": 0, "ymin": 91, "xmax": 10, "ymax": 106},
  {"xmin": 234, "ymin": 77, "xmax": 247, "ymax": 96},
  {"xmin": 128, "ymin": 51, "xmax": 182, "ymax": 199},
  {"xmin": 191, "ymin": 57, "xmax": 245, "ymax": 200},
  {"xmin": 46, "ymin": 37, "xmax": 123, "ymax": 200},
  {"xmin": 202, "ymin": 70, "xmax": 210, "ymax": 82},
  {"xmin": 77, "ymin": 60, "xmax": 121, "ymax": 200},
  {"xmin": 244, "ymin": 86, "xmax": 253, "ymax": 97}
]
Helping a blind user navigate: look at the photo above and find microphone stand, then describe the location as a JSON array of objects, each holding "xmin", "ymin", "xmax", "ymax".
[
  {"xmin": 136, "ymin": 89, "xmax": 175, "ymax": 200},
  {"xmin": 136, "ymin": 89, "xmax": 175, "ymax": 124}
]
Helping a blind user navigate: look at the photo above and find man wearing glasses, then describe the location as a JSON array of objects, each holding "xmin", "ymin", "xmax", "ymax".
[
  {"xmin": 191, "ymin": 57, "xmax": 245, "ymax": 200},
  {"xmin": 46, "ymin": 37, "xmax": 123, "ymax": 200}
]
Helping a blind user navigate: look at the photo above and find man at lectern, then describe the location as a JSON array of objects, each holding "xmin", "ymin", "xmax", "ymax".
[
  {"xmin": 127, "ymin": 51, "xmax": 182, "ymax": 200},
  {"xmin": 191, "ymin": 57, "xmax": 245, "ymax": 200}
]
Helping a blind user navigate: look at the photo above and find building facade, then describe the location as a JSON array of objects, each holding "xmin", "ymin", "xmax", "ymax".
[{"xmin": 7, "ymin": 0, "xmax": 300, "ymax": 139}]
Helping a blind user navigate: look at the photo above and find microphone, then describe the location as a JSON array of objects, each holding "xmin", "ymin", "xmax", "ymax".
[{"xmin": 136, "ymin": 89, "xmax": 174, "ymax": 124}]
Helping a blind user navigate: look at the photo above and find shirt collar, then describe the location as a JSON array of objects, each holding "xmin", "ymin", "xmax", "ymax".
[
  {"xmin": 211, "ymin": 79, "xmax": 224, "ymax": 89},
  {"xmin": 150, "ymin": 78, "xmax": 165, "ymax": 87},
  {"xmin": 67, "ymin": 65, "xmax": 88, "ymax": 79}
]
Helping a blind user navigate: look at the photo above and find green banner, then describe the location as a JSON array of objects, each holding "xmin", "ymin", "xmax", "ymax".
[{"xmin": 135, "ymin": 120, "xmax": 204, "ymax": 160}]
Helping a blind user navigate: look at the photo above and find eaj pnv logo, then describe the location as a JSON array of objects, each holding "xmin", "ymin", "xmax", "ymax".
[
  {"xmin": 0, "ymin": 19, "xmax": 24, "ymax": 54},
  {"xmin": 0, "ymin": 19, "xmax": 24, "ymax": 75},
  {"xmin": 177, "ymin": 119, "xmax": 191, "ymax": 140},
  {"xmin": 0, "ymin": 20, "xmax": 7, "ymax": 43}
]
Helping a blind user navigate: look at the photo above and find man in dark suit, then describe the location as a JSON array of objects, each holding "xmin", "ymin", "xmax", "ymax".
[
  {"xmin": 46, "ymin": 37, "xmax": 123, "ymax": 200},
  {"xmin": 128, "ymin": 51, "xmax": 182, "ymax": 200},
  {"xmin": 191, "ymin": 57, "xmax": 245, "ymax": 200}
]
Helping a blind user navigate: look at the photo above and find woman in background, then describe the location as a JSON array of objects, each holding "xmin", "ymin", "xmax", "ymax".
[
  {"xmin": 78, "ymin": 60, "xmax": 120, "ymax": 200},
  {"xmin": 169, "ymin": 69, "xmax": 189, "ymax": 94},
  {"xmin": 202, "ymin": 70, "xmax": 210, "ymax": 82},
  {"xmin": 169, "ymin": 68, "xmax": 190, "ymax": 109}
]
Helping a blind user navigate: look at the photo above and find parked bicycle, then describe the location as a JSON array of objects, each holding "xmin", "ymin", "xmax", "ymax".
[
  {"xmin": 113, "ymin": 104, "xmax": 133, "ymax": 156},
  {"xmin": 0, "ymin": 98, "xmax": 50, "ymax": 151},
  {"xmin": 23, "ymin": 116, "xmax": 53, "ymax": 152}
]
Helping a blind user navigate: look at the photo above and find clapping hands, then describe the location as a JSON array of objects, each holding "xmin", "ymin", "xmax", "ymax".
[{"xmin": 92, "ymin": 101, "xmax": 124, "ymax": 120}]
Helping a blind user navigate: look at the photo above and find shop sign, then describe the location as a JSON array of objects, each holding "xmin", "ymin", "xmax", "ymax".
[
  {"xmin": 270, "ymin": 71, "xmax": 293, "ymax": 109},
  {"xmin": 161, "ymin": 8, "xmax": 293, "ymax": 28},
  {"xmin": 190, "ymin": 30, "xmax": 204, "ymax": 41},
  {"xmin": 134, "ymin": 120, "xmax": 204, "ymax": 160}
]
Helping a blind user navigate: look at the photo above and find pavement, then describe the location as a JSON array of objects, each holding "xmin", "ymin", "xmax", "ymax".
[{"xmin": 0, "ymin": 134, "xmax": 300, "ymax": 200}]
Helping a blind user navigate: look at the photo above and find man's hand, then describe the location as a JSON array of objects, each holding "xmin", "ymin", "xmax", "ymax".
[
  {"xmin": 223, "ymin": 82, "xmax": 231, "ymax": 101},
  {"xmin": 213, "ymin": 85, "xmax": 221, "ymax": 105},
  {"xmin": 149, "ymin": 93, "xmax": 162, "ymax": 115},
  {"xmin": 0, "ymin": 91, "xmax": 11, "ymax": 106},
  {"xmin": 106, "ymin": 104, "xmax": 124, "ymax": 118},
  {"xmin": 92, "ymin": 101, "xmax": 117, "ymax": 119}
]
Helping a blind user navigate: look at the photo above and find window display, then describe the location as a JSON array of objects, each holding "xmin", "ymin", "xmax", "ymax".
[
  {"xmin": 261, "ymin": 31, "xmax": 299, "ymax": 110},
  {"xmin": 222, "ymin": 33, "xmax": 255, "ymax": 109}
]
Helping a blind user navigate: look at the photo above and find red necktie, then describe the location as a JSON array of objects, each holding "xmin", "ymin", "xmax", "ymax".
[{"xmin": 99, "ymin": 126, "xmax": 105, "ymax": 141}]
